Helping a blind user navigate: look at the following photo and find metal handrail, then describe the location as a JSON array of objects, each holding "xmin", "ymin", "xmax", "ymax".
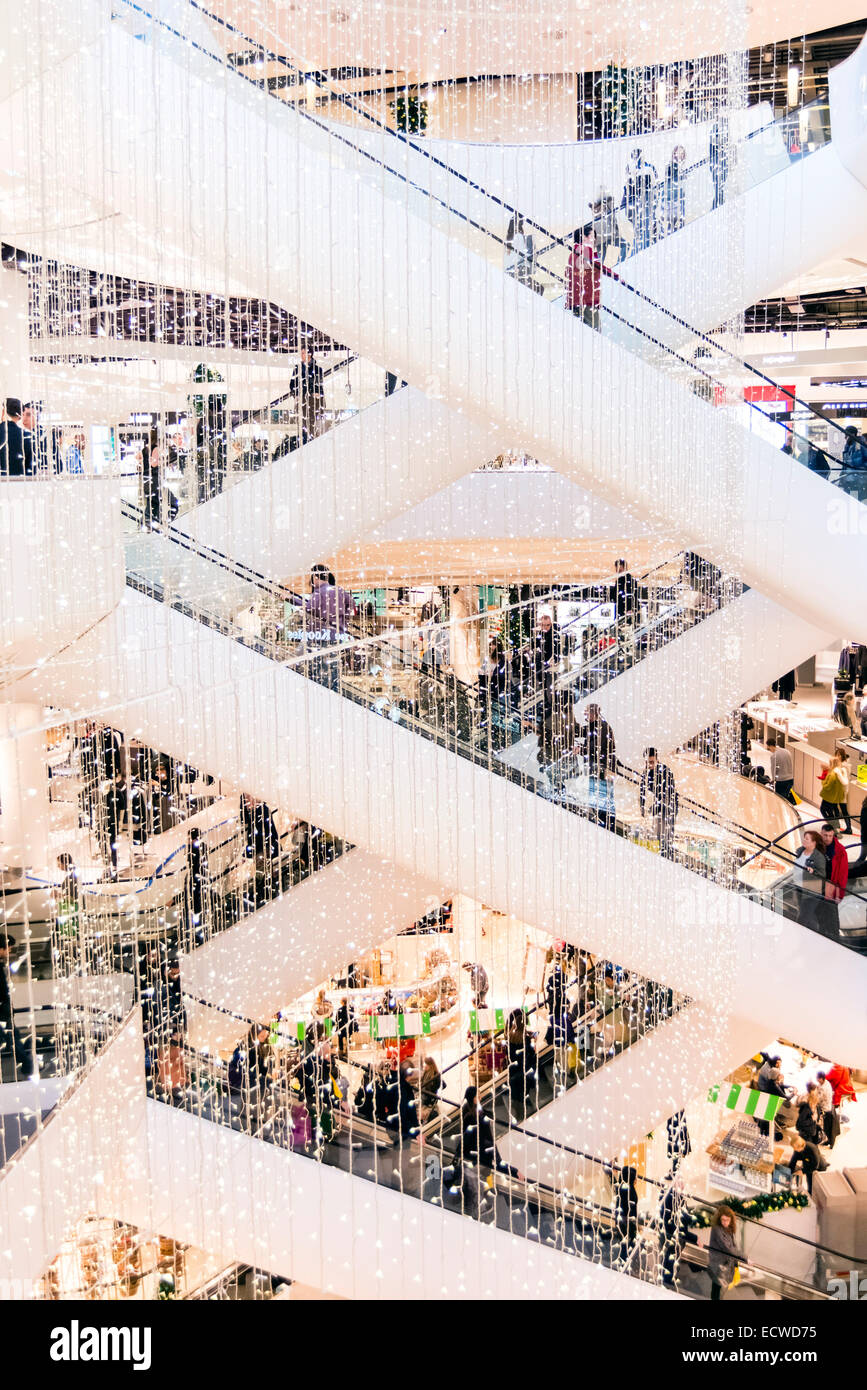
[{"xmin": 119, "ymin": 0, "xmax": 858, "ymax": 472}]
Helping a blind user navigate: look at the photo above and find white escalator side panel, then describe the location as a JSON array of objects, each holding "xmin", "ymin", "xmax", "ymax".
[
  {"xmin": 499, "ymin": 1006, "xmax": 764, "ymax": 1173},
  {"xmin": 10, "ymin": 590, "xmax": 867, "ymax": 1062},
  {"xmin": 120, "ymin": 1099, "xmax": 679, "ymax": 1301},
  {"xmin": 0, "ymin": 1012, "xmax": 148, "ymax": 1290},
  {"xmin": 4, "ymin": 5, "xmax": 866, "ymax": 634},
  {"xmin": 610, "ymin": 142, "xmax": 867, "ymax": 354},
  {"xmin": 592, "ymin": 589, "xmax": 834, "ymax": 766},
  {"xmin": 830, "ymin": 29, "xmax": 867, "ymax": 188}
]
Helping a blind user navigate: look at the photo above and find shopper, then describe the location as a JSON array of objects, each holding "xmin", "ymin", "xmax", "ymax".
[
  {"xmin": 186, "ymin": 825, "xmax": 210, "ymax": 942},
  {"xmin": 622, "ymin": 148, "xmax": 658, "ymax": 249},
  {"xmin": 664, "ymin": 145, "xmax": 687, "ymax": 232},
  {"xmin": 608, "ymin": 558, "xmax": 640, "ymax": 659},
  {"xmin": 576, "ymin": 704, "xmax": 617, "ymax": 829},
  {"xmin": 819, "ymin": 750, "xmax": 852, "ymax": 835},
  {"xmin": 506, "ymin": 1008, "xmax": 537, "ymax": 1118},
  {"xmin": 708, "ymin": 118, "xmax": 731, "ymax": 210},
  {"xmin": 54, "ymin": 852, "xmax": 81, "ymax": 941},
  {"xmin": 796, "ymin": 1086, "xmax": 826, "ymax": 1150},
  {"xmin": 825, "ymin": 1061, "xmax": 857, "ymax": 1108},
  {"xmin": 532, "ymin": 611, "xmax": 563, "ymax": 687},
  {"xmin": 659, "ymin": 1177, "xmax": 686, "ymax": 1288},
  {"xmin": 0, "ymin": 934, "xmax": 36, "ymax": 1079},
  {"xmin": 240, "ymin": 793, "xmax": 281, "ymax": 903},
  {"xmin": 665, "ymin": 1109, "xmax": 692, "ymax": 1171},
  {"xmin": 418, "ymin": 1055, "xmax": 444, "ymax": 1123},
  {"xmin": 228, "ymin": 1023, "xmax": 271, "ymax": 1131},
  {"xmin": 98, "ymin": 771, "xmax": 127, "ymax": 879},
  {"xmin": 588, "ymin": 190, "xmax": 622, "ymax": 266},
  {"xmin": 787, "ymin": 1136, "xmax": 825, "ymax": 1194},
  {"xmin": 301, "ymin": 563, "xmax": 357, "ymax": 644},
  {"xmin": 537, "ymin": 684, "xmax": 578, "ymax": 796},
  {"xmin": 815, "ymin": 1070, "xmax": 839, "ymax": 1149},
  {"xmin": 639, "ymin": 747, "xmax": 678, "ymax": 859},
  {"xmin": 504, "ymin": 213, "xmax": 536, "ymax": 290},
  {"xmin": 312, "ymin": 988, "xmax": 333, "ymax": 1022},
  {"xmin": 842, "ymin": 425, "xmax": 867, "ymax": 470},
  {"xmin": 0, "ymin": 398, "xmax": 31, "ymax": 477},
  {"xmin": 64, "ymin": 431, "xmax": 86, "ymax": 475},
  {"xmin": 766, "ymin": 731, "xmax": 795, "ymax": 804},
  {"xmin": 566, "ymin": 224, "xmax": 602, "ymax": 330},
  {"xmin": 457, "ymin": 1085, "xmax": 516, "ymax": 1176},
  {"xmin": 707, "ymin": 1206, "xmax": 738, "ymax": 1300},
  {"xmin": 335, "ymin": 996, "xmax": 351, "ymax": 1062},
  {"xmin": 806, "ymin": 442, "xmax": 831, "ymax": 476},
  {"xmin": 793, "ymin": 829, "xmax": 826, "ymax": 931},
  {"xmin": 289, "ymin": 345, "xmax": 325, "ymax": 444},
  {"xmin": 609, "ymin": 1163, "xmax": 640, "ymax": 1267},
  {"xmin": 818, "ymin": 822, "xmax": 849, "ymax": 938},
  {"xmin": 462, "ymin": 961, "xmax": 489, "ymax": 1009},
  {"xmin": 141, "ymin": 427, "xmax": 163, "ymax": 528}
]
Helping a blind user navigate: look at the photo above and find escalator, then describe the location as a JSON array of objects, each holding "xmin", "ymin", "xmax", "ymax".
[
  {"xmin": 7, "ymin": 0, "xmax": 867, "ymax": 636},
  {"xmin": 9, "ymin": 507, "xmax": 866, "ymax": 1057}
]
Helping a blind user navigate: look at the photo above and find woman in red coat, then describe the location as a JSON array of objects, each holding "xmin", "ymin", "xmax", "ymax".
[
  {"xmin": 566, "ymin": 225, "xmax": 602, "ymax": 330},
  {"xmin": 825, "ymin": 1062, "xmax": 857, "ymax": 1107},
  {"xmin": 818, "ymin": 824, "xmax": 849, "ymax": 937}
]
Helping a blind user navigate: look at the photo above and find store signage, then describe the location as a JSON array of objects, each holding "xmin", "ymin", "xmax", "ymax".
[
  {"xmin": 270, "ymin": 1016, "xmax": 329, "ymax": 1043},
  {"xmin": 707, "ymin": 1082, "xmax": 783, "ymax": 1122},
  {"xmin": 469, "ymin": 1008, "xmax": 507, "ymax": 1033},
  {"xmin": 369, "ymin": 1012, "xmax": 431, "ymax": 1039},
  {"xmin": 743, "ymin": 383, "xmax": 795, "ymax": 411}
]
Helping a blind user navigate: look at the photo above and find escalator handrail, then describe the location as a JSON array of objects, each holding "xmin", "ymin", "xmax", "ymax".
[
  {"xmin": 124, "ymin": 567, "xmax": 867, "ymax": 949},
  {"xmin": 199, "ymin": 0, "xmax": 854, "ymax": 457},
  {"xmin": 118, "ymin": 550, "xmax": 825, "ymax": 900},
  {"xmin": 125, "ymin": 0, "xmax": 854, "ymax": 465}
]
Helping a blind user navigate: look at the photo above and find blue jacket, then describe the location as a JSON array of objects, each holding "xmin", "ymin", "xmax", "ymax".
[{"xmin": 843, "ymin": 437, "xmax": 867, "ymax": 470}]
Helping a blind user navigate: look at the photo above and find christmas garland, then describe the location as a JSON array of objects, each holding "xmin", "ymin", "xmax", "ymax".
[{"xmin": 685, "ymin": 1190, "xmax": 809, "ymax": 1227}]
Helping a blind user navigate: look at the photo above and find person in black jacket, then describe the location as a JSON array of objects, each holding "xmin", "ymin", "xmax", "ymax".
[
  {"xmin": 0, "ymin": 398, "xmax": 32, "ymax": 476},
  {"xmin": 575, "ymin": 704, "xmax": 617, "ymax": 828},
  {"xmin": 787, "ymin": 1136, "xmax": 826, "ymax": 1193},
  {"xmin": 240, "ymin": 793, "xmax": 281, "ymax": 903},
  {"xmin": 608, "ymin": 558, "xmax": 640, "ymax": 661},
  {"xmin": 289, "ymin": 346, "xmax": 325, "ymax": 444},
  {"xmin": 796, "ymin": 1088, "xmax": 825, "ymax": 1147},
  {"xmin": 666, "ymin": 1109, "xmax": 691, "ymax": 1171},
  {"xmin": 229, "ymin": 1023, "xmax": 271, "ymax": 1131},
  {"xmin": 21, "ymin": 402, "xmax": 49, "ymax": 474},
  {"xmin": 639, "ymin": 748, "xmax": 678, "ymax": 858},
  {"xmin": 0, "ymin": 935, "xmax": 36, "ymax": 1078},
  {"xmin": 505, "ymin": 1008, "xmax": 537, "ymax": 1118}
]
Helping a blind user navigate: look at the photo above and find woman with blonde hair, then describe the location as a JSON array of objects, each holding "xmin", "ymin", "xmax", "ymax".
[{"xmin": 819, "ymin": 748, "xmax": 852, "ymax": 835}]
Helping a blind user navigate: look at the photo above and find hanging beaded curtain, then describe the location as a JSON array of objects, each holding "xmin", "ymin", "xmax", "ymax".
[{"xmin": 0, "ymin": 0, "xmax": 854, "ymax": 1301}]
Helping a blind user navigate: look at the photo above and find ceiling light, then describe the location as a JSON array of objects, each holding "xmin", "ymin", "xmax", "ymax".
[{"xmin": 787, "ymin": 65, "xmax": 800, "ymax": 108}]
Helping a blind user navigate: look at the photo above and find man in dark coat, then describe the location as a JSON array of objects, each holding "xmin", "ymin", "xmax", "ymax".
[{"xmin": 0, "ymin": 398, "xmax": 32, "ymax": 476}]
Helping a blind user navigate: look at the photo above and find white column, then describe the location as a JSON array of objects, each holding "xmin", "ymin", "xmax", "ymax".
[{"xmin": 0, "ymin": 704, "xmax": 51, "ymax": 870}]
